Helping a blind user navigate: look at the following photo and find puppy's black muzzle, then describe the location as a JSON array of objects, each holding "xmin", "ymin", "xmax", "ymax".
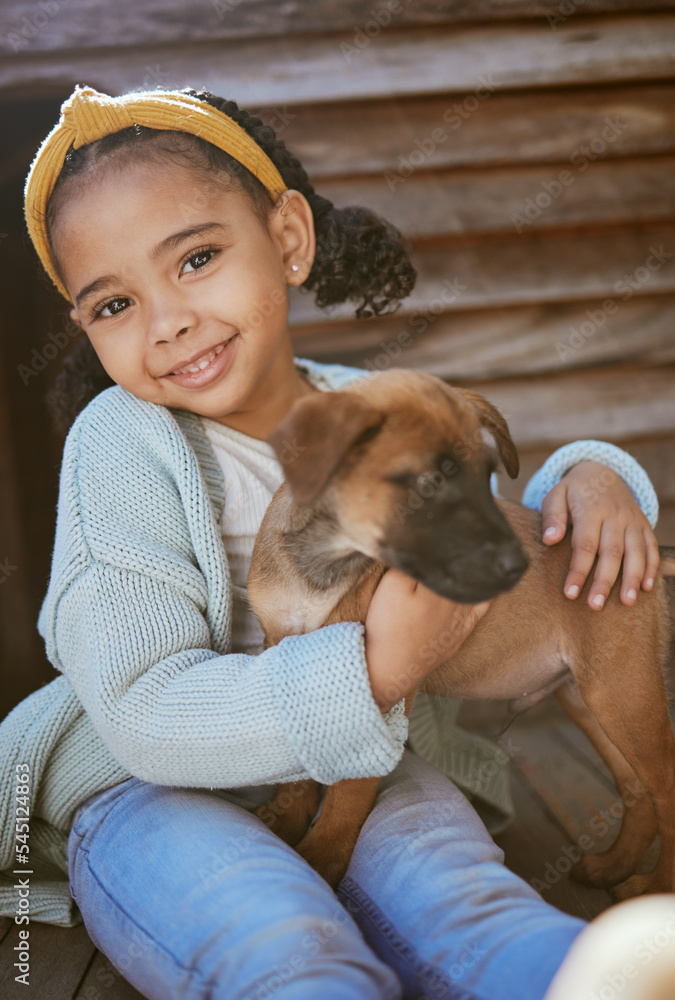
[
  {"xmin": 437, "ymin": 537, "xmax": 529, "ymax": 603},
  {"xmin": 381, "ymin": 493, "xmax": 529, "ymax": 603}
]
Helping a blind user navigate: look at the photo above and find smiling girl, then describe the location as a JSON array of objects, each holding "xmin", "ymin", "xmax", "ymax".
[{"xmin": 0, "ymin": 84, "xmax": 666, "ymax": 1000}]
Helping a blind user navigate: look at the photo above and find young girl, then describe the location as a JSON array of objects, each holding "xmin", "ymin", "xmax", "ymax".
[{"xmin": 0, "ymin": 83, "xmax": 667, "ymax": 1000}]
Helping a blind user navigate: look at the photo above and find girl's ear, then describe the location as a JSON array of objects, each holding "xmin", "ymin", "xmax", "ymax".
[{"xmin": 268, "ymin": 189, "xmax": 316, "ymax": 285}]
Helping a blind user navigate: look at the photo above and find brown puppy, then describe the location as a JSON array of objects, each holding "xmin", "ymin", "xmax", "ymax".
[{"xmin": 247, "ymin": 368, "xmax": 675, "ymax": 898}]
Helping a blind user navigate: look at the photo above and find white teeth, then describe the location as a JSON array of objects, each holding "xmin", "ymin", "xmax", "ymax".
[{"xmin": 172, "ymin": 342, "xmax": 227, "ymax": 376}]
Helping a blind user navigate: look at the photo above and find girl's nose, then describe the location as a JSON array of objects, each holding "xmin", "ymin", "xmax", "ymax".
[{"xmin": 146, "ymin": 289, "xmax": 199, "ymax": 344}]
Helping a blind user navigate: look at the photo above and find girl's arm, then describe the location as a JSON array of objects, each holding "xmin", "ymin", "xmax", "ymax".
[
  {"xmin": 53, "ymin": 568, "xmax": 408, "ymax": 788},
  {"xmin": 38, "ymin": 399, "xmax": 409, "ymax": 791}
]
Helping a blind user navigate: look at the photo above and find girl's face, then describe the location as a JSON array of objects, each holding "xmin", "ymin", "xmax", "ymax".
[{"xmin": 52, "ymin": 157, "xmax": 317, "ymax": 438}]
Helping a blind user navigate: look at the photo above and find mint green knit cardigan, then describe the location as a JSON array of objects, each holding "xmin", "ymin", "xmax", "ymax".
[{"xmin": 0, "ymin": 357, "xmax": 658, "ymax": 927}]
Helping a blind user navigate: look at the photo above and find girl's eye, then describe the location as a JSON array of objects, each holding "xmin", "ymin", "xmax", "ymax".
[
  {"xmin": 93, "ymin": 297, "xmax": 130, "ymax": 320},
  {"xmin": 181, "ymin": 248, "xmax": 220, "ymax": 274}
]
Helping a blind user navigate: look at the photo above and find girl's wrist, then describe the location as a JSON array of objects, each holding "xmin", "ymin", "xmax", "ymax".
[{"xmin": 365, "ymin": 624, "xmax": 425, "ymax": 713}]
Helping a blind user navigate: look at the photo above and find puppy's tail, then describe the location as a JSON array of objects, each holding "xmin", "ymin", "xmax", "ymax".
[{"xmin": 660, "ymin": 546, "xmax": 675, "ymax": 577}]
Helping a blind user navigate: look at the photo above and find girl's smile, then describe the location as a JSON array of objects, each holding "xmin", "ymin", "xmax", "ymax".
[
  {"xmin": 161, "ymin": 335, "xmax": 235, "ymax": 388},
  {"xmin": 52, "ymin": 158, "xmax": 318, "ymax": 438}
]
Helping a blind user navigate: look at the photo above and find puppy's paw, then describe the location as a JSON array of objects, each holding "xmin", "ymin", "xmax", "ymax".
[
  {"xmin": 296, "ymin": 833, "xmax": 351, "ymax": 890},
  {"xmin": 254, "ymin": 780, "xmax": 321, "ymax": 848},
  {"xmin": 571, "ymin": 854, "xmax": 632, "ymax": 889},
  {"xmin": 611, "ymin": 871, "xmax": 672, "ymax": 901},
  {"xmin": 254, "ymin": 802, "xmax": 307, "ymax": 847}
]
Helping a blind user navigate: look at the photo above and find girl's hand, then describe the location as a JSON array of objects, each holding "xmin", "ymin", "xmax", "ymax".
[
  {"xmin": 539, "ymin": 460, "xmax": 660, "ymax": 611},
  {"xmin": 364, "ymin": 568, "xmax": 491, "ymax": 712}
]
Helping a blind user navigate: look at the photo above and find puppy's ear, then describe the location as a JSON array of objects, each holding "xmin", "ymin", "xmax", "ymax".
[
  {"xmin": 460, "ymin": 388, "xmax": 520, "ymax": 479},
  {"xmin": 268, "ymin": 391, "xmax": 385, "ymax": 505}
]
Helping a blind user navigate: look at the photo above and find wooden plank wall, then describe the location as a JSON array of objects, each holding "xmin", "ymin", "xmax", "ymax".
[{"xmin": 0, "ymin": 0, "xmax": 674, "ymax": 716}]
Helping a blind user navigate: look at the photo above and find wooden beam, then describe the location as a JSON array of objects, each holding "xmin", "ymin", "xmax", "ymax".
[
  {"xmin": 3, "ymin": 1, "xmax": 673, "ymax": 52},
  {"xmin": 76, "ymin": 950, "xmax": 147, "ymax": 999},
  {"xmin": 274, "ymin": 84, "xmax": 675, "ymax": 179},
  {"xmin": 2, "ymin": 14, "xmax": 675, "ymax": 104},
  {"xmin": 288, "ymin": 224, "xmax": 675, "ymax": 324},
  {"xmin": 317, "ymin": 156, "xmax": 675, "ymax": 239},
  {"xmin": 291, "ymin": 293, "xmax": 675, "ymax": 381},
  {"xmin": 0, "ymin": 921, "xmax": 95, "ymax": 998}
]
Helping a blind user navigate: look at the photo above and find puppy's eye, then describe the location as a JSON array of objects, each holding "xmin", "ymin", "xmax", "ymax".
[
  {"xmin": 414, "ymin": 472, "xmax": 441, "ymax": 492},
  {"xmin": 388, "ymin": 471, "xmax": 445, "ymax": 494},
  {"xmin": 355, "ymin": 423, "xmax": 383, "ymax": 448},
  {"xmin": 387, "ymin": 471, "xmax": 416, "ymax": 487}
]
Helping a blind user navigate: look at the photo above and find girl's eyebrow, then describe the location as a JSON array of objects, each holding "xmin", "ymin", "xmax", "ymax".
[
  {"xmin": 149, "ymin": 221, "xmax": 231, "ymax": 263},
  {"xmin": 75, "ymin": 274, "xmax": 118, "ymax": 310},
  {"xmin": 75, "ymin": 221, "xmax": 231, "ymax": 309}
]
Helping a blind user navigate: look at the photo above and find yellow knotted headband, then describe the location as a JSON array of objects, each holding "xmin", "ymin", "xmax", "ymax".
[{"xmin": 24, "ymin": 84, "xmax": 288, "ymax": 303}]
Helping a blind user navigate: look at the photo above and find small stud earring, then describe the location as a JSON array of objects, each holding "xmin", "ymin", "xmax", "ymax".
[{"xmin": 291, "ymin": 264, "xmax": 299, "ymax": 272}]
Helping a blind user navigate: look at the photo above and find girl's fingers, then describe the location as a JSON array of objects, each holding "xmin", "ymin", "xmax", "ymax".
[
  {"xmin": 618, "ymin": 524, "xmax": 646, "ymax": 606},
  {"xmin": 641, "ymin": 529, "xmax": 661, "ymax": 591},
  {"xmin": 563, "ymin": 520, "xmax": 602, "ymax": 601},
  {"xmin": 586, "ymin": 522, "xmax": 626, "ymax": 610},
  {"xmin": 540, "ymin": 481, "xmax": 569, "ymax": 544}
]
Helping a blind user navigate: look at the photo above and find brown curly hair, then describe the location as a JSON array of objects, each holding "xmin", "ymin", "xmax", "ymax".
[{"xmin": 42, "ymin": 88, "xmax": 417, "ymax": 436}]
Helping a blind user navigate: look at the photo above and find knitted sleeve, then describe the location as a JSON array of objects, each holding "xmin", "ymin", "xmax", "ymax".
[
  {"xmin": 37, "ymin": 394, "xmax": 407, "ymax": 789},
  {"xmin": 51, "ymin": 570, "xmax": 406, "ymax": 787},
  {"xmin": 520, "ymin": 440, "xmax": 659, "ymax": 527}
]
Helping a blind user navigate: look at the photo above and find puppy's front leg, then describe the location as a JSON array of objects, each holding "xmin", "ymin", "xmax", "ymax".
[
  {"xmin": 295, "ymin": 692, "xmax": 418, "ymax": 889},
  {"xmin": 255, "ymin": 780, "xmax": 321, "ymax": 848},
  {"xmin": 295, "ymin": 777, "xmax": 381, "ymax": 889}
]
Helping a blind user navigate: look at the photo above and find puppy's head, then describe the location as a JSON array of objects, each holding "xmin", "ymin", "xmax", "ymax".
[{"xmin": 268, "ymin": 369, "xmax": 528, "ymax": 602}]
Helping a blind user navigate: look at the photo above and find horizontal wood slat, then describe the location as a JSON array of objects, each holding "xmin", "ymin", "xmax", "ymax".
[
  {"xmin": 289, "ymin": 224, "xmax": 675, "ymax": 324},
  {"xmin": 3, "ymin": 15, "xmax": 675, "ymax": 104},
  {"xmin": 0, "ymin": 922, "xmax": 95, "ymax": 1000},
  {"xmin": 276, "ymin": 85, "xmax": 675, "ymax": 178},
  {"xmin": 291, "ymin": 293, "xmax": 675, "ymax": 381},
  {"xmin": 318, "ymin": 156, "xmax": 675, "ymax": 239},
  {"xmin": 467, "ymin": 365, "xmax": 675, "ymax": 449},
  {"xmin": 75, "ymin": 951, "xmax": 146, "ymax": 999},
  {"xmin": 3, "ymin": 0, "xmax": 674, "ymax": 53}
]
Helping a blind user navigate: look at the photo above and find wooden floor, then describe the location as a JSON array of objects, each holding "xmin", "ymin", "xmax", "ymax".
[{"xmin": 1, "ymin": 668, "xmax": 673, "ymax": 998}]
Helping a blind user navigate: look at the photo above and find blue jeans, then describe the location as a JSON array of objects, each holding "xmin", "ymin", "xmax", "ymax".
[{"xmin": 67, "ymin": 749, "xmax": 585, "ymax": 1000}]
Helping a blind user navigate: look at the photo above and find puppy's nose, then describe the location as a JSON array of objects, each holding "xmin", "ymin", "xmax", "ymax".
[{"xmin": 495, "ymin": 545, "xmax": 529, "ymax": 580}]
